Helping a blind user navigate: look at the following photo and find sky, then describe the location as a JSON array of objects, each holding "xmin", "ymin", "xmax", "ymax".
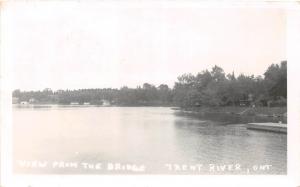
[{"xmin": 2, "ymin": 2, "xmax": 286, "ymax": 91}]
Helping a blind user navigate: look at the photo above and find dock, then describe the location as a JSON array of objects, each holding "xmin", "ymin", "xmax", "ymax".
[{"xmin": 246, "ymin": 122, "xmax": 287, "ymax": 133}]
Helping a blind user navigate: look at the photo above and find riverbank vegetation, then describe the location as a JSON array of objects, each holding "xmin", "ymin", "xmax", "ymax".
[
  {"xmin": 174, "ymin": 61, "xmax": 287, "ymax": 108},
  {"xmin": 13, "ymin": 61, "xmax": 286, "ymax": 109}
]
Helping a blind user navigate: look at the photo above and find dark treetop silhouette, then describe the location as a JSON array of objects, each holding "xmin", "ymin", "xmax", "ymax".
[{"xmin": 13, "ymin": 61, "xmax": 287, "ymax": 108}]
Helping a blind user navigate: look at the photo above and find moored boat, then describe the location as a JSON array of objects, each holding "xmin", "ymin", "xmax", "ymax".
[{"xmin": 246, "ymin": 122, "xmax": 287, "ymax": 133}]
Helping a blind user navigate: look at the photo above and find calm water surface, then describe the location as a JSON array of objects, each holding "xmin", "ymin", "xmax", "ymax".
[{"xmin": 13, "ymin": 106, "xmax": 286, "ymax": 174}]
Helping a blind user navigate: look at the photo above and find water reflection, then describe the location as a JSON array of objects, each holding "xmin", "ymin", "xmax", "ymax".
[{"xmin": 13, "ymin": 106, "xmax": 286, "ymax": 174}]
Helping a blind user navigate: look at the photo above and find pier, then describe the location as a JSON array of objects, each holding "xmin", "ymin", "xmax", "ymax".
[{"xmin": 246, "ymin": 122, "xmax": 287, "ymax": 133}]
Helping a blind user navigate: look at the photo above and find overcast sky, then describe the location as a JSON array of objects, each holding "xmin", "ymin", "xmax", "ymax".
[{"xmin": 3, "ymin": 2, "xmax": 286, "ymax": 91}]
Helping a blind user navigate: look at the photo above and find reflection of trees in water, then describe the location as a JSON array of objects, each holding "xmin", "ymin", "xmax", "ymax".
[{"xmin": 174, "ymin": 110, "xmax": 287, "ymax": 124}]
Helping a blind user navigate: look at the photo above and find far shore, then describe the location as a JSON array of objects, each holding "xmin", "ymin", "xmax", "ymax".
[{"xmin": 12, "ymin": 103, "xmax": 176, "ymax": 107}]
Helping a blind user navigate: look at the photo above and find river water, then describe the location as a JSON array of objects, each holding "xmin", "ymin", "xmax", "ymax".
[{"xmin": 13, "ymin": 106, "xmax": 286, "ymax": 174}]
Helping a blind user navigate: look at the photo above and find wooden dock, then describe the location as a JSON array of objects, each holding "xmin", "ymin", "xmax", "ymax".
[{"xmin": 246, "ymin": 122, "xmax": 287, "ymax": 133}]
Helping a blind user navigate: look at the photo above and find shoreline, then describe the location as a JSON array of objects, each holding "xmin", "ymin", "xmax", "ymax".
[
  {"xmin": 13, "ymin": 104, "xmax": 287, "ymax": 124},
  {"xmin": 12, "ymin": 103, "xmax": 176, "ymax": 108},
  {"xmin": 173, "ymin": 106, "xmax": 287, "ymax": 124}
]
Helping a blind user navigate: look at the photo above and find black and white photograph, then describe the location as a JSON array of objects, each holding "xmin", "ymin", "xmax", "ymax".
[{"xmin": 1, "ymin": 1, "xmax": 300, "ymax": 187}]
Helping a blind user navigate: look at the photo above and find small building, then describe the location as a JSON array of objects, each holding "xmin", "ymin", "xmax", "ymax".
[
  {"xmin": 101, "ymin": 100, "xmax": 110, "ymax": 106},
  {"xmin": 83, "ymin": 102, "xmax": 90, "ymax": 105},
  {"xmin": 12, "ymin": 97, "xmax": 19, "ymax": 104},
  {"xmin": 20, "ymin": 101, "xmax": 29, "ymax": 105},
  {"xmin": 29, "ymin": 98, "xmax": 36, "ymax": 104},
  {"xmin": 70, "ymin": 102, "xmax": 79, "ymax": 105},
  {"xmin": 239, "ymin": 100, "xmax": 250, "ymax": 106}
]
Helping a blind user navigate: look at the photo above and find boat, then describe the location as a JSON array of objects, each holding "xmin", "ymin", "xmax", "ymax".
[{"xmin": 246, "ymin": 122, "xmax": 287, "ymax": 133}]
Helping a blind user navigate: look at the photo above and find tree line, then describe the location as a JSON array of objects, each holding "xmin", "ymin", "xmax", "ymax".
[{"xmin": 12, "ymin": 61, "xmax": 287, "ymax": 107}]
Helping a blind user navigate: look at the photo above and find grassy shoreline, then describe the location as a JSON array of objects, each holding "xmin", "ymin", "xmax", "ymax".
[
  {"xmin": 178, "ymin": 106, "xmax": 286, "ymax": 115},
  {"xmin": 174, "ymin": 106, "xmax": 287, "ymax": 124}
]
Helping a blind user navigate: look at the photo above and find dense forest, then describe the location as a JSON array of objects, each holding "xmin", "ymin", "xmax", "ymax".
[{"xmin": 12, "ymin": 61, "xmax": 287, "ymax": 107}]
